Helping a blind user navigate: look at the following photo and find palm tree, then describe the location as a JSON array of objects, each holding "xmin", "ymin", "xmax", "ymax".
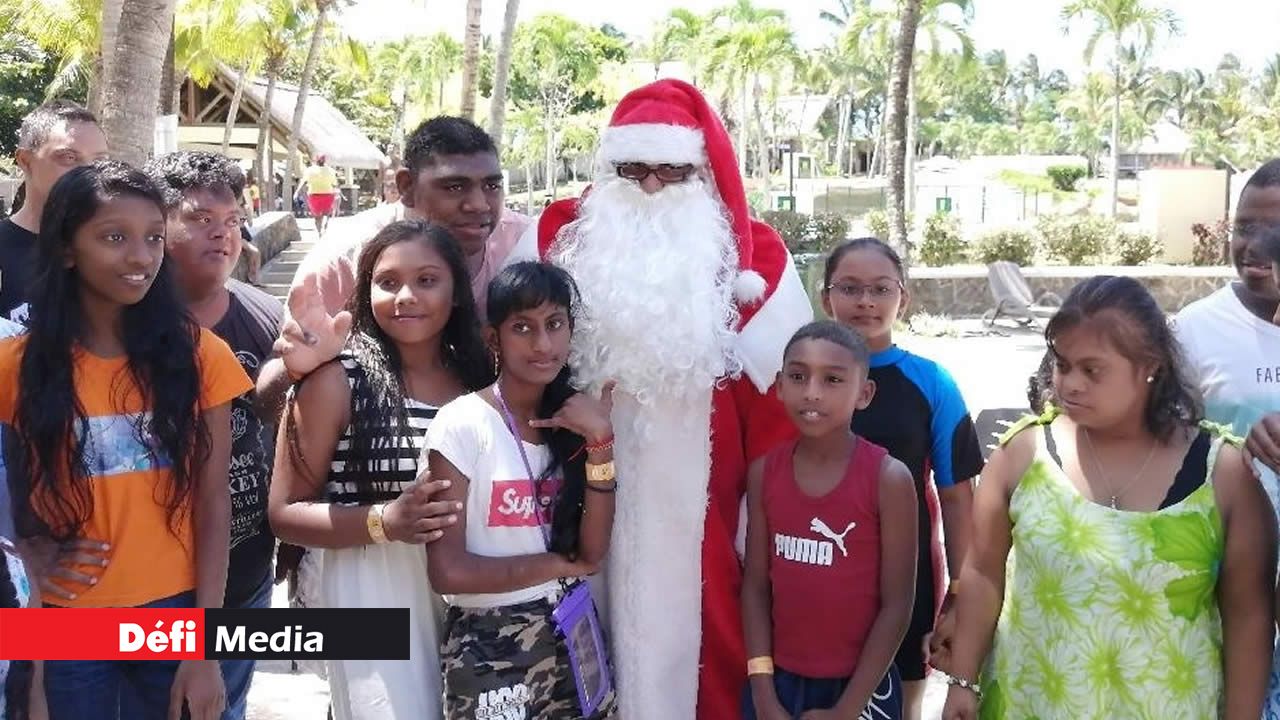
[
  {"xmin": 487, "ymin": 0, "xmax": 520, "ymax": 143},
  {"xmin": 99, "ymin": 0, "xmax": 178, "ymax": 164},
  {"xmin": 705, "ymin": 0, "xmax": 798, "ymax": 193},
  {"xmin": 884, "ymin": 0, "xmax": 922, "ymax": 256},
  {"xmin": 1144, "ymin": 68, "xmax": 1211, "ymax": 130},
  {"xmin": 253, "ymin": 0, "xmax": 308, "ymax": 208},
  {"xmin": 1061, "ymin": 0, "xmax": 1179, "ymax": 216},
  {"xmin": 1057, "ymin": 71, "xmax": 1110, "ymax": 175},
  {"xmin": 459, "ymin": 0, "xmax": 482, "ymax": 119},
  {"xmin": 663, "ymin": 9, "xmax": 709, "ymax": 85},
  {"xmin": 174, "ymin": 0, "xmax": 267, "ymax": 152},
  {"xmin": 98, "ymin": 0, "xmax": 123, "ymax": 113},
  {"xmin": 280, "ymin": 0, "xmax": 336, "ymax": 205},
  {"xmin": 1262, "ymin": 54, "xmax": 1280, "ymax": 104},
  {"xmin": 2, "ymin": 0, "xmax": 103, "ymax": 100}
]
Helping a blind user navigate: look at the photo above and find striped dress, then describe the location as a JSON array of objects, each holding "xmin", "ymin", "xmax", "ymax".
[{"xmin": 321, "ymin": 355, "xmax": 444, "ymax": 720}]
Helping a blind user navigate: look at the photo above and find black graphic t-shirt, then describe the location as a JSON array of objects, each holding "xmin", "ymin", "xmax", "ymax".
[
  {"xmin": 0, "ymin": 219, "xmax": 38, "ymax": 325},
  {"xmin": 213, "ymin": 280, "xmax": 284, "ymax": 607}
]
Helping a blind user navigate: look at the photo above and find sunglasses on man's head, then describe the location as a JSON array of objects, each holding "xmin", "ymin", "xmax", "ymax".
[{"xmin": 614, "ymin": 162, "xmax": 696, "ymax": 183}]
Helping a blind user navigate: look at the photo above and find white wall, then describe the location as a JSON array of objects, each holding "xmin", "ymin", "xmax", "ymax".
[{"xmin": 1138, "ymin": 168, "xmax": 1228, "ymax": 262}]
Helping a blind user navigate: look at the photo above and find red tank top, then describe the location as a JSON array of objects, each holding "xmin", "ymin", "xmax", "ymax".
[{"xmin": 763, "ymin": 437, "xmax": 887, "ymax": 678}]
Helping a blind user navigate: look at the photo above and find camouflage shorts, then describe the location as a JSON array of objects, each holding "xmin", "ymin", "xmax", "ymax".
[{"xmin": 442, "ymin": 595, "xmax": 616, "ymax": 720}]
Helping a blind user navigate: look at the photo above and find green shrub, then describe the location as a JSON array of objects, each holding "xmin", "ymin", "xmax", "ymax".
[
  {"xmin": 1190, "ymin": 220, "xmax": 1229, "ymax": 266},
  {"xmin": 1046, "ymin": 164, "xmax": 1088, "ymax": 192},
  {"xmin": 761, "ymin": 210, "xmax": 810, "ymax": 252},
  {"xmin": 810, "ymin": 212, "xmax": 851, "ymax": 251},
  {"xmin": 1036, "ymin": 214, "xmax": 1113, "ymax": 265},
  {"xmin": 1114, "ymin": 231, "xmax": 1163, "ymax": 265},
  {"xmin": 863, "ymin": 209, "xmax": 914, "ymax": 242},
  {"xmin": 865, "ymin": 209, "xmax": 889, "ymax": 241},
  {"xmin": 919, "ymin": 212, "xmax": 967, "ymax": 266},
  {"xmin": 974, "ymin": 228, "xmax": 1036, "ymax": 266}
]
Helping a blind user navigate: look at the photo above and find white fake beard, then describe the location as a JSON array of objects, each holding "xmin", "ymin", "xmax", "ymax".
[{"xmin": 551, "ymin": 174, "xmax": 741, "ymax": 409}]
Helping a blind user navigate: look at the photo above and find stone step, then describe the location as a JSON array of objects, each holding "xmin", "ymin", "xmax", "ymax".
[
  {"xmin": 262, "ymin": 283, "xmax": 291, "ymax": 300},
  {"xmin": 261, "ymin": 270, "xmax": 298, "ymax": 285},
  {"xmin": 264, "ymin": 259, "xmax": 299, "ymax": 274}
]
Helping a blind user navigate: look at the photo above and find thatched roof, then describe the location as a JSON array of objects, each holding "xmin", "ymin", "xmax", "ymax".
[{"xmin": 233, "ymin": 69, "xmax": 388, "ymax": 170}]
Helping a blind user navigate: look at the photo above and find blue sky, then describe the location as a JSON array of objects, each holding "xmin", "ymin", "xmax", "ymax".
[{"xmin": 340, "ymin": 0, "xmax": 1280, "ymax": 77}]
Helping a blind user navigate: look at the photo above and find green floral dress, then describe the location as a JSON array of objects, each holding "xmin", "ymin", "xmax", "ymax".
[{"xmin": 980, "ymin": 411, "xmax": 1227, "ymax": 720}]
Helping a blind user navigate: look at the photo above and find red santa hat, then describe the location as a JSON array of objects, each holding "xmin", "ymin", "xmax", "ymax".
[{"xmin": 595, "ymin": 79, "xmax": 767, "ymax": 303}]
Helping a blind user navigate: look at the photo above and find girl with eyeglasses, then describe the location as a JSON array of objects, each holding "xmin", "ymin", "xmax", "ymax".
[{"xmin": 820, "ymin": 238, "xmax": 984, "ymax": 720}]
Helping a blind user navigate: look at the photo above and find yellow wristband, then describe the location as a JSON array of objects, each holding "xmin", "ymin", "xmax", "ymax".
[
  {"xmin": 366, "ymin": 503, "xmax": 389, "ymax": 544},
  {"xmin": 746, "ymin": 656, "xmax": 774, "ymax": 676}
]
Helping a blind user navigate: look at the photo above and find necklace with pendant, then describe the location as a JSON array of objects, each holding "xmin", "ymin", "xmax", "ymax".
[{"xmin": 1082, "ymin": 428, "xmax": 1158, "ymax": 510}]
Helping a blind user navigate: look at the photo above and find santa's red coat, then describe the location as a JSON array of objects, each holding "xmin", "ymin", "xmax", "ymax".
[{"xmin": 516, "ymin": 196, "xmax": 813, "ymax": 718}]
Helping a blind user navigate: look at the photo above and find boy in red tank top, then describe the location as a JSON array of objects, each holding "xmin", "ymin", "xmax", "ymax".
[{"xmin": 742, "ymin": 321, "xmax": 918, "ymax": 720}]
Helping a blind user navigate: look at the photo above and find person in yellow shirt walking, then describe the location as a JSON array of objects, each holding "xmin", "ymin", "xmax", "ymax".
[{"xmin": 299, "ymin": 154, "xmax": 338, "ymax": 235}]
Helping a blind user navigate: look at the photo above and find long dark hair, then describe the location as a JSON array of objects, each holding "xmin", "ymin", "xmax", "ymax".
[
  {"xmin": 488, "ymin": 261, "xmax": 587, "ymax": 558},
  {"xmin": 1035, "ymin": 275, "xmax": 1203, "ymax": 441},
  {"xmin": 286, "ymin": 220, "xmax": 491, "ymax": 492},
  {"xmin": 9, "ymin": 161, "xmax": 206, "ymax": 542}
]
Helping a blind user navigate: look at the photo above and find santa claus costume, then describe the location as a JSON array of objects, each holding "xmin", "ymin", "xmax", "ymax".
[{"xmin": 508, "ymin": 79, "xmax": 813, "ymax": 719}]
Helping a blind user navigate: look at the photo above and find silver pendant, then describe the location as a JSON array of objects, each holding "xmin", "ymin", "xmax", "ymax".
[{"xmin": 1109, "ymin": 496, "xmax": 1118, "ymax": 509}]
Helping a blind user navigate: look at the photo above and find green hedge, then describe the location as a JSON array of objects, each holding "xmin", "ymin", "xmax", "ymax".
[{"xmin": 761, "ymin": 210, "xmax": 851, "ymax": 255}]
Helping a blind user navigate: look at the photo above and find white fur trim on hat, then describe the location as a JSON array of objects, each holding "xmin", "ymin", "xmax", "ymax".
[
  {"xmin": 733, "ymin": 269, "xmax": 767, "ymax": 304},
  {"xmin": 599, "ymin": 123, "xmax": 707, "ymax": 166}
]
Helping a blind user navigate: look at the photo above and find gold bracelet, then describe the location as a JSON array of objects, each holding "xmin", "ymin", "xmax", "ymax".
[
  {"xmin": 746, "ymin": 656, "xmax": 774, "ymax": 676},
  {"xmin": 586, "ymin": 460, "xmax": 616, "ymax": 485},
  {"xmin": 366, "ymin": 503, "xmax": 389, "ymax": 544}
]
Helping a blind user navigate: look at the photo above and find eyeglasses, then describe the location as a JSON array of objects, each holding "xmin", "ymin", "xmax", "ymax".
[
  {"xmin": 614, "ymin": 162, "xmax": 696, "ymax": 183},
  {"xmin": 825, "ymin": 281, "xmax": 903, "ymax": 300}
]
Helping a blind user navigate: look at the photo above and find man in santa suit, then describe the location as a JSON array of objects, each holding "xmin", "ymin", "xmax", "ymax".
[{"xmin": 507, "ymin": 79, "xmax": 813, "ymax": 719}]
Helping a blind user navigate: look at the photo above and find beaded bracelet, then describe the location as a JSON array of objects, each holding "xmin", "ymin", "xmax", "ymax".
[
  {"xmin": 585, "ymin": 436, "xmax": 615, "ymax": 454},
  {"xmin": 946, "ymin": 674, "xmax": 982, "ymax": 699}
]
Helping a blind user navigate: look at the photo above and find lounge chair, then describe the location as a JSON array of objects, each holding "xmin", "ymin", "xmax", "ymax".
[{"xmin": 982, "ymin": 261, "xmax": 1063, "ymax": 327}]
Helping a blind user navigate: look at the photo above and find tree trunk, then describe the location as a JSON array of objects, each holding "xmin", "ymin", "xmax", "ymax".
[
  {"xmin": 222, "ymin": 62, "xmax": 249, "ymax": 155},
  {"xmin": 835, "ymin": 95, "xmax": 849, "ymax": 176},
  {"xmin": 158, "ymin": 18, "xmax": 178, "ymax": 115},
  {"xmin": 95, "ymin": 0, "xmax": 126, "ymax": 116},
  {"xmin": 543, "ymin": 111, "xmax": 557, "ymax": 198},
  {"xmin": 885, "ymin": 0, "xmax": 922, "ymax": 260},
  {"xmin": 487, "ymin": 0, "xmax": 521, "ymax": 143},
  {"xmin": 257, "ymin": 70, "xmax": 279, "ymax": 209},
  {"xmin": 459, "ymin": 0, "xmax": 483, "ymax": 119},
  {"xmin": 283, "ymin": 3, "xmax": 330, "ymax": 209},
  {"xmin": 905, "ymin": 65, "xmax": 917, "ymax": 217},
  {"xmin": 1109, "ymin": 39, "xmax": 1122, "ymax": 218},
  {"xmin": 100, "ymin": 0, "xmax": 177, "ymax": 165},
  {"xmin": 525, "ymin": 161, "xmax": 534, "ymax": 214},
  {"xmin": 753, "ymin": 74, "xmax": 771, "ymax": 199}
]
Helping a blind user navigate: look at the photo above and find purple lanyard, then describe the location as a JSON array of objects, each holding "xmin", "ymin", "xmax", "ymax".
[{"xmin": 493, "ymin": 383, "xmax": 552, "ymax": 549}]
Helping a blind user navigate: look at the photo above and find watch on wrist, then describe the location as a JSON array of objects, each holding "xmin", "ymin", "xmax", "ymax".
[
  {"xmin": 586, "ymin": 460, "xmax": 616, "ymax": 485},
  {"xmin": 366, "ymin": 503, "xmax": 389, "ymax": 544}
]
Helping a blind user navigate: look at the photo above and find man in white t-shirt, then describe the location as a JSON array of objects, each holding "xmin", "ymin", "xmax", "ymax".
[
  {"xmin": 1179, "ymin": 157, "xmax": 1280, "ymax": 715},
  {"xmin": 1174, "ymin": 158, "xmax": 1280, "ymax": 442}
]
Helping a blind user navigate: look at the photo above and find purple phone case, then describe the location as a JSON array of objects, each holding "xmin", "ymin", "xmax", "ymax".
[{"xmin": 552, "ymin": 582, "xmax": 613, "ymax": 716}]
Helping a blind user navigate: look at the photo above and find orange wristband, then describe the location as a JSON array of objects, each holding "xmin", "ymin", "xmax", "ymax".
[{"xmin": 746, "ymin": 656, "xmax": 774, "ymax": 676}]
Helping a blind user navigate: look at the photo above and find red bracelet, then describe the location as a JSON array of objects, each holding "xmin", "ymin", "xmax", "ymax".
[{"xmin": 585, "ymin": 436, "xmax": 614, "ymax": 453}]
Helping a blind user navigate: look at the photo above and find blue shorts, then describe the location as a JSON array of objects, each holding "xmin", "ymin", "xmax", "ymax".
[{"xmin": 742, "ymin": 665, "xmax": 902, "ymax": 719}]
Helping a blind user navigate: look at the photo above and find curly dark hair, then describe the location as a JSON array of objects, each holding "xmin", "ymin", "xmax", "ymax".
[
  {"xmin": 144, "ymin": 150, "xmax": 246, "ymax": 209},
  {"xmin": 486, "ymin": 261, "xmax": 589, "ymax": 558},
  {"xmin": 403, "ymin": 116, "xmax": 497, "ymax": 174},
  {"xmin": 1035, "ymin": 275, "xmax": 1203, "ymax": 441},
  {"xmin": 784, "ymin": 320, "xmax": 872, "ymax": 368},
  {"xmin": 9, "ymin": 161, "xmax": 208, "ymax": 542},
  {"xmin": 285, "ymin": 220, "xmax": 493, "ymax": 493}
]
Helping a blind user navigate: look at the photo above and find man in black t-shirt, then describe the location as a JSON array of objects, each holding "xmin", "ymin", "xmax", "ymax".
[
  {"xmin": 1, "ymin": 100, "xmax": 109, "ymax": 324},
  {"xmin": 146, "ymin": 151, "xmax": 287, "ymax": 720}
]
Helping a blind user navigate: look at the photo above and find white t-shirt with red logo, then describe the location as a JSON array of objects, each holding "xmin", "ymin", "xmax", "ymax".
[{"xmin": 425, "ymin": 392, "xmax": 562, "ymax": 609}]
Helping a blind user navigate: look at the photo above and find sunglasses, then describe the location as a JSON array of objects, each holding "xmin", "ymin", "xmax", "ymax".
[{"xmin": 614, "ymin": 162, "xmax": 697, "ymax": 183}]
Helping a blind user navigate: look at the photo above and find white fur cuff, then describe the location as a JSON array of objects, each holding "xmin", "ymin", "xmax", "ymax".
[{"xmin": 599, "ymin": 124, "xmax": 707, "ymax": 166}]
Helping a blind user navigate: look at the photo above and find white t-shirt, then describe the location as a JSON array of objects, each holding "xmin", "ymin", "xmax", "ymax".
[
  {"xmin": 424, "ymin": 392, "xmax": 562, "ymax": 609},
  {"xmin": 1173, "ymin": 283, "xmax": 1280, "ymax": 510}
]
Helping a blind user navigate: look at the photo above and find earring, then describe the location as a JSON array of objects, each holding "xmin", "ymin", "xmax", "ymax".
[
  {"xmin": 1146, "ymin": 375, "xmax": 1154, "ymax": 383},
  {"xmin": 492, "ymin": 351, "xmax": 501, "ymax": 376}
]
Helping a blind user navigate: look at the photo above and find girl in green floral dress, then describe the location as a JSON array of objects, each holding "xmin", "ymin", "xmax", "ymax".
[{"xmin": 939, "ymin": 276, "xmax": 1277, "ymax": 720}]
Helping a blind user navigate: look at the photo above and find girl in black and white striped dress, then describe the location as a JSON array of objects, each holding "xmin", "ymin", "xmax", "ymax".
[{"xmin": 269, "ymin": 220, "xmax": 494, "ymax": 720}]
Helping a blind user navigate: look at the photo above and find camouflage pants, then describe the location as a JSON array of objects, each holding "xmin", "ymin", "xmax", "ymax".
[{"xmin": 441, "ymin": 595, "xmax": 616, "ymax": 720}]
